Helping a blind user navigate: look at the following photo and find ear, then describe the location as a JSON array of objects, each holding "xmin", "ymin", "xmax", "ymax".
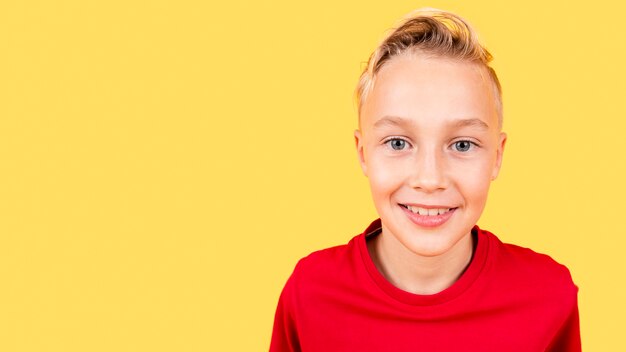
[
  {"xmin": 491, "ymin": 132, "xmax": 507, "ymax": 180},
  {"xmin": 354, "ymin": 129, "xmax": 368, "ymax": 176}
]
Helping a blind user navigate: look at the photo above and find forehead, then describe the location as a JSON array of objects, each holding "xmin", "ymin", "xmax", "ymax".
[{"xmin": 360, "ymin": 54, "xmax": 498, "ymax": 131}]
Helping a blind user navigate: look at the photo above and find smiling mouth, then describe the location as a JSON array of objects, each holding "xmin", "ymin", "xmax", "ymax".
[{"xmin": 400, "ymin": 204, "xmax": 457, "ymax": 216}]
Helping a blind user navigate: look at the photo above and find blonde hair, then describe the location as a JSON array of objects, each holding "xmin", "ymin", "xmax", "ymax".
[{"xmin": 355, "ymin": 8, "xmax": 503, "ymax": 126}]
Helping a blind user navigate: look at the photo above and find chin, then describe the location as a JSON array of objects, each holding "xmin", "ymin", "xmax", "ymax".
[
  {"xmin": 405, "ymin": 239, "xmax": 457, "ymax": 257},
  {"xmin": 395, "ymin": 224, "xmax": 474, "ymax": 258}
]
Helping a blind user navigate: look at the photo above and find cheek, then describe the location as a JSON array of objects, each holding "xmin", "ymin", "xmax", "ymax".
[
  {"xmin": 366, "ymin": 156, "xmax": 405, "ymax": 198},
  {"xmin": 454, "ymin": 158, "xmax": 494, "ymax": 203}
]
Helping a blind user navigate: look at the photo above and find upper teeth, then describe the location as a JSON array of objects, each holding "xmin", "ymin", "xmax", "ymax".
[{"xmin": 405, "ymin": 205, "xmax": 451, "ymax": 216}]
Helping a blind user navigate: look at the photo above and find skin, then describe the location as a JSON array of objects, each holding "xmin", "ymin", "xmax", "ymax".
[{"xmin": 354, "ymin": 53, "xmax": 507, "ymax": 295}]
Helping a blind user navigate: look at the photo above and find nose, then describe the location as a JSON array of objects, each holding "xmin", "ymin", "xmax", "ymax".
[{"xmin": 408, "ymin": 148, "xmax": 447, "ymax": 192}]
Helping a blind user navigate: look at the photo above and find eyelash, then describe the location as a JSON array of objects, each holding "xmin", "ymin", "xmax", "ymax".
[
  {"xmin": 383, "ymin": 138, "xmax": 411, "ymax": 151},
  {"xmin": 452, "ymin": 140, "xmax": 479, "ymax": 152},
  {"xmin": 383, "ymin": 138, "xmax": 480, "ymax": 152}
]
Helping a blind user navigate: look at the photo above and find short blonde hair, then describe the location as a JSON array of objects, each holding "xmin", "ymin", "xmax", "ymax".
[{"xmin": 355, "ymin": 8, "xmax": 503, "ymax": 126}]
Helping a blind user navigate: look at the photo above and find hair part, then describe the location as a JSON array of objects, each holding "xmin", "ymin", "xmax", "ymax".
[{"xmin": 355, "ymin": 8, "xmax": 503, "ymax": 127}]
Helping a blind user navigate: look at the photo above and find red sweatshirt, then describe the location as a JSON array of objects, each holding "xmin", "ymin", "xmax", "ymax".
[{"xmin": 270, "ymin": 219, "xmax": 580, "ymax": 351}]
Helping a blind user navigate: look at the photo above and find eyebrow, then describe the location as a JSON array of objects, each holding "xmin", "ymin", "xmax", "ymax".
[
  {"xmin": 373, "ymin": 115, "xmax": 490, "ymax": 130},
  {"xmin": 453, "ymin": 118, "xmax": 490, "ymax": 130},
  {"xmin": 373, "ymin": 116, "xmax": 415, "ymax": 129}
]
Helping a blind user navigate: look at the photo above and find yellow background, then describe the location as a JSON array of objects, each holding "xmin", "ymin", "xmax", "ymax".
[{"xmin": 0, "ymin": 0, "xmax": 623, "ymax": 350}]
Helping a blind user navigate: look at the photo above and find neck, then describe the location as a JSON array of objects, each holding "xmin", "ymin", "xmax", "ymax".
[{"xmin": 366, "ymin": 228, "xmax": 475, "ymax": 295}]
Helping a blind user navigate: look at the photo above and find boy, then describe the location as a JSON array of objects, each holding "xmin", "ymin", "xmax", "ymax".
[{"xmin": 270, "ymin": 8, "xmax": 580, "ymax": 351}]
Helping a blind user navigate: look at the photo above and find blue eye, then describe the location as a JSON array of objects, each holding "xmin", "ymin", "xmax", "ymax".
[
  {"xmin": 387, "ymin": 139, "xmax": 407, "ymax": 150},
  {"xmin": 454, "ymin": 140, "xmax": 473, "ymax": 152}
]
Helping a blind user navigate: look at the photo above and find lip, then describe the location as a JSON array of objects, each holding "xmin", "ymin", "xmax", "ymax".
[
  {"xmin": 402, "ymin": 203, "xmax": 453, "ymax": 209},
  {"xmin": 399, "ymin": 203, "xmax": 457, "ymax": 228}
]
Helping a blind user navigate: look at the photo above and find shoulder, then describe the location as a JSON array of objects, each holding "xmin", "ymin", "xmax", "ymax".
[
  {"xmin": 480, "ymin": 228, "xmax": 578, "ymax": 297},
  {"xmin": 278, "ymin": 234, "xmax": 366, "ymax": 307},
  {"xmin": 290, "ymin": 235, "xmax": 361, "ymax": 280},
  {"xmin": 272, "ymin": 238, "xmax": 360, "ymax": 351}
]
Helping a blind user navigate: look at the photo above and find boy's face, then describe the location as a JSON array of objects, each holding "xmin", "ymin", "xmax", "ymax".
[{"xmin": 355, "ymin": 54, "xmax": 506, "ymax": 257}]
